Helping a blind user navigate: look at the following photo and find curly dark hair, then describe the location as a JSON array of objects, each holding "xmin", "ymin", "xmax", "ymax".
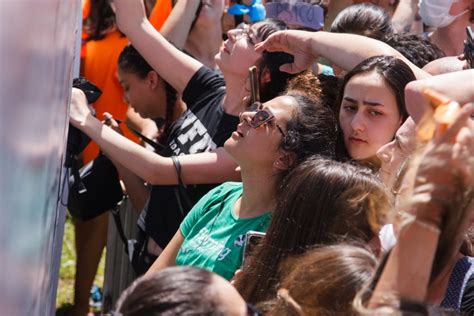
[
  {"xmin": 281, "ymin": 93, "xmax": 337, "ymax": 168},
  {"xmin": 383, "ymin": 33, "xmax": 446, "ymax": 69},
  {"xmin": 255, "ymin": 19, "xmax": 297, "ymax": 105}
]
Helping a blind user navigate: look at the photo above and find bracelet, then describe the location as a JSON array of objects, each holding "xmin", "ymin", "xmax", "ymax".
[{"xmin": 171, "ymin": 156, "xmax": 187, "ymax": 188}]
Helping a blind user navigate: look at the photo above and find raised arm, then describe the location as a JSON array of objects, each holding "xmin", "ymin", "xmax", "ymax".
[
  {"xmin": 70, "ymin": 89, "xmax": 240, "ymax": 185},
  {"xmin": 405, "ymin": 69, "xmax": 474, "ymax": 122},
  {"xmin": 369, "ymin": 103, "xmax": 474, "ymax": 308},
  {"xmin": 114, "ymin": 0, "xmax": 202, "ymax": 95},
  {"xmin": 159, "ymin": 0, "xmax": 200, "ymax": 50},
  {"xmin": 391, "ymin": 0, "xmax": 419, "ymax": 34},
  {"xmin": 255, "ymin": 30, "xmax": 430, "ymax": 80}
]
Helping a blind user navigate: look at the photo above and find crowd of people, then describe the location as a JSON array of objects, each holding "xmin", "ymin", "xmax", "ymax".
[{"xmin": 66, "ymin": 0, "xmax": 474, "ymax": 315}]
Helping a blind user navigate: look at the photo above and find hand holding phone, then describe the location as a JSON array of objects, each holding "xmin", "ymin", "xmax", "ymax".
[{"xmin": 241, "ymin": 230, "xmax": 265, "ymax": 268}]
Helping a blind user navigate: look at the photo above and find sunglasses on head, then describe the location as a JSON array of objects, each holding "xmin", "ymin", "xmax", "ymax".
[{"xmin": 243, "ymin": 104, "xmax": 286, "ymax": 137}]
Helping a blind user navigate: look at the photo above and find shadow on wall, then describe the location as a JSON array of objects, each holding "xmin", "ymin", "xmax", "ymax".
[{"xmin": 0, "ymin": 0, "xmax": 80, "ymax": 315}]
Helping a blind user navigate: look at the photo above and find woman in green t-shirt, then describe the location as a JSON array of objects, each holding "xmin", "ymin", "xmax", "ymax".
[{"xmin": 145, "ymin": 91, "xmax": 338, "ymax": 280}]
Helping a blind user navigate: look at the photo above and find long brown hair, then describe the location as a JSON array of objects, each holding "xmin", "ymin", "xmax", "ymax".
[
  {"xmin": 83, "ymin": 0, "xmax": 120, "ymax": 41},
  {"xmin": 235, "ymin": 157, "xmax": 390, "ymax": 304},
  {"xmin": 262, "ymin": 244, "xmax": 377, "ymax": 316}
]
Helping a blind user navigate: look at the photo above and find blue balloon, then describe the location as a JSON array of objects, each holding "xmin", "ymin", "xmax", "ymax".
[{"xmin": 227, "ymin": 0, "xmax": 266, "ymax": 23}]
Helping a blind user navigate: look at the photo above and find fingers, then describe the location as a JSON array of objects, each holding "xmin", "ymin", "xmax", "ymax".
[
  {"xmin": 255, "ymin": 32, "xmax": 288, "ymax": 54},
  {"xmin": 279, "ymin": 63, "xmax": 300, "ymax": 74},
  {"xmin": 71, "ymin": 87, "xmax": 87, "ymax": 104},
  {"xmin": 102, "ymin": 112, "xmax": 120, "ymax": 129}
]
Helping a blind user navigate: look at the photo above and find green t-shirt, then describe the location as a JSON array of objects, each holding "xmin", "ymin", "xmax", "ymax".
[{"xmin": 176, "ymin": 182, "xmax": 272, "ymax": 280}]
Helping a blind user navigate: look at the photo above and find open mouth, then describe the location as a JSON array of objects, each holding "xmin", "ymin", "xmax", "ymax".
[{"xmin": 349, "ymin": 137, "xmax": 367, "ymax": 143}]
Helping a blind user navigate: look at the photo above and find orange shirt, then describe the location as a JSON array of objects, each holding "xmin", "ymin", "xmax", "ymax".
[
  {"xmin": 149, "ymin": 0, "xmax": 173, "ymax": 31},
  {"xmin": 81, "ymin": 29, "xmax": 136, "ymax": 163},
  {"xmin": 81, "ymin": 0, "xmax": 172, "ymax": 163}
]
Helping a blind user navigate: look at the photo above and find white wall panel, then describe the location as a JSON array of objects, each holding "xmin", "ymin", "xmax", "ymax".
[{"xmin": 0, "ymin": 1, "xmax": 80, "ymax": 314}]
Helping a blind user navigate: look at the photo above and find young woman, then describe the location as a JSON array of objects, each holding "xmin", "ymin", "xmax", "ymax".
[
  {"xmin": 134, "ymin": 92, "xmax": 337, "ymax": 280},
  {"xmin": 235, "ymin": 156, "xmax": 390, "ymax": 304},
  {"xmin": 359, "ymin": 102, "xmax": 474, "ymax": 314},
  {"xmin": 373, "ymin": 74, "xmax": 474, "ymax": 312},
  {"xmin": 73, "ymin": 1, "xmax": 154, "ymax": 313},
  {"xmin": 254, "ymin": 30, "xmax": 427, "ymax": 167},
  {"xmin": 74, "ymin": 0, "xmax": 301, "ymax": 274},
  {"xmin": 336, "ymin": 55, "xmax": 415, "ymax": 167}
]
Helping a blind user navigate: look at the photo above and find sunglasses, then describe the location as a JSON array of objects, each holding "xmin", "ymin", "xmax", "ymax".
[{"xmin": 243, "ymin": 107, "xmax": 286, "ymax": 137}]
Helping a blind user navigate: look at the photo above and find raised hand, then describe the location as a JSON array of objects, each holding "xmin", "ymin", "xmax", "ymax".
[
  {"xmin": 114, "ymin": 0, "xmax": 148, "ymax": 34},
  {"xmin": 69, "ymin": 88, "xmax": 94, "ymax": 128},
  {"xmin": 255, "ymin": 30, "xmax": 318, "ymax": 74},
  {"xmin": 412, "ymin": 102, "xmax": 474, "ymax": 225}
]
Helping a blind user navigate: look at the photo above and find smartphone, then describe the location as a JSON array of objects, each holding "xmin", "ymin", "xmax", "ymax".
[
  {"xmin": 248, "ymin": 66, "xmax": 260, "ymax": 106},
  {"xmin": 241, "ymin": 230, "xmax": 265, "ymax": 268}
]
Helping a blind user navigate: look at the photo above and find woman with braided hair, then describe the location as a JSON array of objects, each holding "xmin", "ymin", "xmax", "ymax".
[{"xmin": 72, "ymin": 0, "xmax": 306, "ymax": 275}]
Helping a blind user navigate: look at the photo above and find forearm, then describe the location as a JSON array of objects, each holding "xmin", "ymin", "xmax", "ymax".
[
  {"xmin": 80, "ymin": 114, "xmax": 177, "ymax": 184},
  {"xmin": 145, "ymin": 229, "xmax": 184, "ymax": 276},
  {"xmin": 369, "ymin": 201, "xmax": 444, "ymax": 307},
  {"xmin": 391, "ymin": 0, "xmax": 418, "ymax": 34},
  {"xmin": 114, "ymin": 0, "xmax": 202, "ymax": 95},
  {"xmin": 369, "ymin": 221, "xmax": 439, "ymax": 307},
  {"xmin": 160, "ymin": 0, "xmax": 200, "ymax": 49},
  {"xmin": 405, "ymin": 70, "xmax": 474, "ymax": 122},
  {"xmin": 127, "ymin": 21, "xmax": 200, "ymax": 94},
  {"xmin": 78, "ymin": 115, "xmax": 240, "ymax": 185},
  {"xmin": 310, "ymin": 32, "xmax": 429, "ymax": 79},
  {"xmin": 178, "ymin": 147, "xmax": 241, "ymax": 185}
]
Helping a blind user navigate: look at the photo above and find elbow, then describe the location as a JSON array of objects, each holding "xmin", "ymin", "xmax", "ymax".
[
  {"xmin": 404, "ymin": 80, "xmax": 429, "ymax": 123},
  {"xmin": 405, "ymin": 80, "xmax": 425, "ymax": 97}
]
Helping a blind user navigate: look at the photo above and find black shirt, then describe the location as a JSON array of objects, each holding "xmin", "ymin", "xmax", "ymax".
[{"xmin": 137, "ymin": 66, "xmax": 239, "ymax": 248}]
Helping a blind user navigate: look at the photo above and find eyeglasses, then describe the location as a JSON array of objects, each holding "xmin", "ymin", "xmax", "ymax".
[
  {"xmin": 241, "ymin": 107, "xmax": 287, "ymax": 137},
  {"xmin": 233, "ymin": 23, "xmax": 256, "ymax": 45}
]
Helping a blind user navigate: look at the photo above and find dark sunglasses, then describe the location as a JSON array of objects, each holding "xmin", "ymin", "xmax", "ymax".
[{"xmin": 245, "ymin": 108, "xmax": 286, "ymax": 137}]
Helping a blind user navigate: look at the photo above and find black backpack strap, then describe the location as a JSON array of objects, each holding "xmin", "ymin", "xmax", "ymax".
[
  {"xmin": 72, "ymin": 157, "xmax": 87, "ymax": 194},
  {"xmin": 110, "ymin": 199, "xmax": 137, "ymax": 262}
]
